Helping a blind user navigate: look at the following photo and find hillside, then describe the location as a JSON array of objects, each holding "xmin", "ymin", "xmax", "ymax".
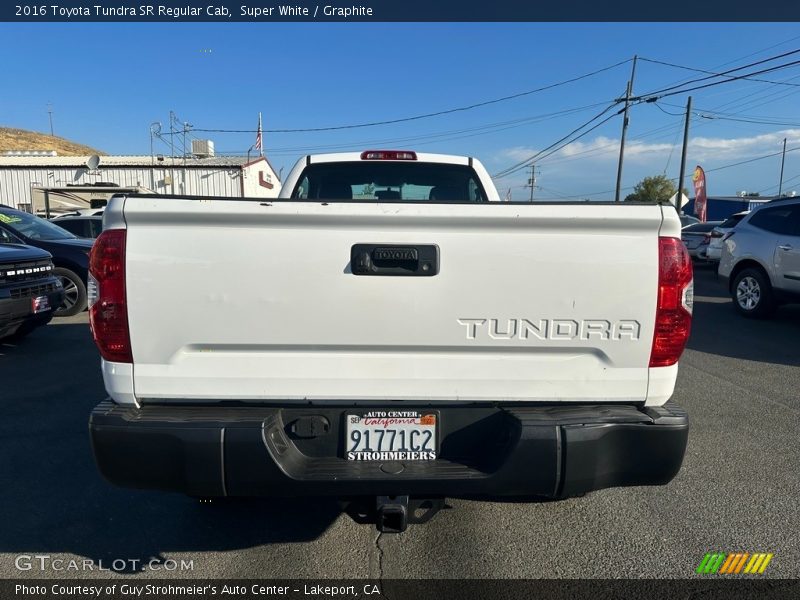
[{"xmin": 0, "ymin": 127, "xmax": 104, "ymax": 156}]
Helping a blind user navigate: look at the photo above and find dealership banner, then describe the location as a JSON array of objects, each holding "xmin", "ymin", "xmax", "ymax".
[
  {"xmin": 3, "ymin": 0, "xmax": 800, "ymax": 21},
  {"xmin": 693, "ymin": 165, "xmax": 708, "ymax": 223},
  {"xmin": 3, "ymin": 579, "xmax": 799, "ymax": 600}
]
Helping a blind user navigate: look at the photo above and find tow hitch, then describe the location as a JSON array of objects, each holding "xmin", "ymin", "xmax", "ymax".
[{"xmin": 374, "ymin": 496, "xmax": 445, "ymax": 533}]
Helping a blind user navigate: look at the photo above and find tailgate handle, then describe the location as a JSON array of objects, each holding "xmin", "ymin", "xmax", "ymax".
[{"xmin": 351, "ymin": 244, "xmax": 439, "ymax": 276}]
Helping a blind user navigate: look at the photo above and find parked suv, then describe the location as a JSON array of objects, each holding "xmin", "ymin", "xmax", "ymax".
[
  {"xmin": 50, "ymin": 214, "xmax": 103, "ymax": 239},
  {"xmin": 0, "ymin": 206, "xmax": 93, "ymax": 316},
  {"xmin": 0, "ymin": 228, "xmax": 64, "ymax": 340},
  {"xmin": 705, "ymin": 211, "xmax": 749, "ymax": 263},
  {"xmin": 718, "ymin": 199, "xmax": 800, "ymax": 317}
]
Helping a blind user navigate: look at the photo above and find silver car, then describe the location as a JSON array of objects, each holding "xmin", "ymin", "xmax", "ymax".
[
  {"xmin": 718, "ymin": 198, "xmax": 800, "ymax": 317},
  {"xmin": 705, "ymin": 211, "xmax": 749, "ymax": 263},
  {"xmin": 681, "ymin": 221, "xmax": 723, "ymax": 261}
]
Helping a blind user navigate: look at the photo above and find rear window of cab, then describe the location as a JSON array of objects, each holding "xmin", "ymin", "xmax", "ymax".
[{"xmin": 290, "ymin": 162, "xmax": 488, "ymax": 202}]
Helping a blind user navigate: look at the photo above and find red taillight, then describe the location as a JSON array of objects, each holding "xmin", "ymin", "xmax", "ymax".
[
  {"xmin": 88, "ymin": 229, "xmax": 132, "ymax": 363},
  {"xmin": 650, "ymin": 236, "xmax": 693, "ymax": 368},
  {"xmin": 360, "ymin": 150, "xmax": 417, "ymax": 161}
]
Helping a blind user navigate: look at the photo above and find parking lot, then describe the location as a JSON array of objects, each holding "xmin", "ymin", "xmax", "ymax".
[{"xmin": 1, "ymin": 265, "xmax": 798, "ymax": 579}]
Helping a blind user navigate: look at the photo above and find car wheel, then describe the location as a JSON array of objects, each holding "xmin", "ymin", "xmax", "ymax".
[
  {"xmin": 731, "ymin": 268, "xmax": 776, "ymax": 318},
  {"xmin": 54, "ymin": 267, "xmax": 87, "ymax": 317}
]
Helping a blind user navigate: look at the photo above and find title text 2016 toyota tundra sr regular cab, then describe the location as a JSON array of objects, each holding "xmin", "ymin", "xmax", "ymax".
[{"xmin": 88, "ymin": 150, "xmax": 692, "ymax": 532}]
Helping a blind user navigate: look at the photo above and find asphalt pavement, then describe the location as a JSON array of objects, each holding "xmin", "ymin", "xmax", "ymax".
[{"xmin": 1, "ymin": 265, "xmax": 798, "ymax": 579}]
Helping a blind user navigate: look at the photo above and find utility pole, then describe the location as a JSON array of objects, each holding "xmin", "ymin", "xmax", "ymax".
[
  {"xmin": 527, "ymin": 164, "xmax": 536, "ymax": 201},
  {"xmin": 169, "ymin": 111, "xmax": 176, "ymax": 195},
  {"xmin": 676, "ymin": 96, "xmax": 693, "ymax": 213},
  {"xmin": 778, "ymin": 137, "xmax": 787, "ymax": 197},
  {"xmin": 182, "ymin": 122, "xmax": 188, "ymax": 194},
  {"xmin": 47, "ymin": 102, "xmax": 54, "ymax": 136},
  {"xmin": 615, "ymin": 55, "xmax": 638, "ymax": 202},
  {"xmin": 149, "ymin": 122, "xmax": 160, "ymax": 191}
]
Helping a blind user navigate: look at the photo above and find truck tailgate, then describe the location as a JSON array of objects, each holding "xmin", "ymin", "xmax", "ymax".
[{"xmin": 121, "ymin": 198, "xmax": 664, "ymax": 403}]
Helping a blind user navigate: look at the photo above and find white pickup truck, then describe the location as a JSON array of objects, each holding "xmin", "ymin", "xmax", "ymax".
[{"xmin": 88, "ymin": 150, "xmax": 692, "ymax": 532}]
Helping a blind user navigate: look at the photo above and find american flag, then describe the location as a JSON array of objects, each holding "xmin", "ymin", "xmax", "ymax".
[{"xmin": 255, "ymin": 112, "xmax": 263, "ymax": 156}]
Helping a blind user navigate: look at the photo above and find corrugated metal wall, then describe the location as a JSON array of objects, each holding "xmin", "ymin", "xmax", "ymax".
[{"xmin": 0, "ymin": 166, "xmax": 244, "ymax": 209}]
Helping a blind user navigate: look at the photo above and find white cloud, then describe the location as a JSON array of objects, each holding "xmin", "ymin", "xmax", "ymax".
[
  {"xmin": 497, "ymin": 128, "xmax": 800, "ymax": 168},
  {"xmin": 690, "ymin": 129, "xmax": 800, "ymax": 160},
  {"xmin": 493, "ymin": 128, "xmax": 800, "ymax": 200}
]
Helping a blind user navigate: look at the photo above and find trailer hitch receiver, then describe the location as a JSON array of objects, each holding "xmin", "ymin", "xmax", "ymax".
[{"xmin": 376, "ymin": 495, "xmax": 408, "ymax": 533}]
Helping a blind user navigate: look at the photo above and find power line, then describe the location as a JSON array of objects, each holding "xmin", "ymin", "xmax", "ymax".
[
  {"xmin": 703, "ymin": 144, "xmax": 800, "ymax": 175},
  {"xmin": 493, "ymin": 103, "xmax": 623, "ymax": 179},
  {"xmin": 532, "ymin": 113, "xmax": 622, "ymax": 165},
  {"xmin": 639, "ymin": 56, "xmax": 800, "ymax": 87},
  {"xmin": 211, "ymin": 102, "xmax": 614, "ymax": 159},
  {"xmin": 565, "ymin": 144, "xmax": 800, "ymax": 199},
  {"xmin": 527, "ymin": 75, "xmax": 795, "ymax": 171},
  {"xmin": 632, "ymin": 48, "xmax": 800, "ymax": 100},
  {"xmin": 535, "ymin": 119, "xmax": 682, "ymax": 168},
  {"xmin": 631, "ymin": 34, "xmax": 800, "ymax": 102},
  {"xmin": 214, "ymin": 102, "xmax": 612, "ymax": 156},
  {"xmin": 190, "ymin": 59, "xmax": 632, "ymax": 134},
  {"xmin": 695, "ymin": 114, "xmax": 800, "ymax": 127},
  {"xmin": 634, "ymin": 59, "xmax": 800, "ymax": 104},
  {"xmin": 535, "ymin": 185, "xmax": 574, "ymax": 200},
  {"xmin": 652, "ymin": 102, "xmax": 685, "ymax": 117},
  {"xmin": 660, "ymin": 101, "xmax": 800, "ymax": 122},
  {"xmin": 694, "ymin": 71, "xmax": 800, "ymax": 112},
  {"xmin": 497, "ymin": 52, "xmax": 800, "ymax": 177},
  {"xmin": 759, "ymin": 172, "xmax": 800, "ymax": 194},
  {"xmin": 652, "ymin": 99, "xmax": 800, "ymax": 127},
  {"xmin": 663, "ymin": 111, "xmax": 684, "ymax": 176},
  {"xmin": 514, "ymin": 43, "xmax": 800, "ymax": 177}
]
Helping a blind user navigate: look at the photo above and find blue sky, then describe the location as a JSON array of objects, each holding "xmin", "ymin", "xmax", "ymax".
[{"xmin": 1, "ymin": 23, "xmax": 799, "ymax": 199}]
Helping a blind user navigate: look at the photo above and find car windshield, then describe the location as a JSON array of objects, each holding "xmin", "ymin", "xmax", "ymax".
[{"xmin": 0, "ymin": 210, "xmax": 77, "ymax": 241}]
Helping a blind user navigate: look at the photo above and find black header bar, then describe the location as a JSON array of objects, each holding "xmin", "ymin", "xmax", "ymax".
[{"xmin": 3, "ymin": 0, "xmax": 800, "ymax": 22}]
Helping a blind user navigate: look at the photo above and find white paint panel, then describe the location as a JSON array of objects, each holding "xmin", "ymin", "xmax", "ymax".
[
  {"xmin": 646, "ymin": 364, "xmax": 679, "ymax": 407},
  {"xmin": 117, "ymin": 198, "xmax": 668, "ymax": 404}
]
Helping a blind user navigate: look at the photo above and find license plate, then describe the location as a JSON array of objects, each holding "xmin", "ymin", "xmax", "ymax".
[
  {"xmin": 346, "ymin": 411, "xmax": 438, "ymax": 461},
  {"xmin": 31, "ymin": 295, "xmax": 50, "ymax": 314}
]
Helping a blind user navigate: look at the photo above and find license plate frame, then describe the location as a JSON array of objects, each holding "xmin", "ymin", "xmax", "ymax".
[
  {"xmin": 345, "ymin": 410, "xmax": 439, "ymax": 461},
  {"xmin": 31, "ymin": 295, "xmax": 50, "ymax": 314}
]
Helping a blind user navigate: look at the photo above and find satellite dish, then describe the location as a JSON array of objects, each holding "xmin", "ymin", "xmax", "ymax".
[{"xmin": 86, "ymin": 155, "xmax": 100, "ymax": 171}]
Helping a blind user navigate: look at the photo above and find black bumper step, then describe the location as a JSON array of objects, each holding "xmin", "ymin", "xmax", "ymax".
[{"xmin": 90, "ymin": 400, "xmax": 689, "ymax": 499}]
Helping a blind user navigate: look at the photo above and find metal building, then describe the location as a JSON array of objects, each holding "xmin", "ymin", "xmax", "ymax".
[{"xmin": 0, "ymin": 153, "xmax": 282, "ymax": 212}]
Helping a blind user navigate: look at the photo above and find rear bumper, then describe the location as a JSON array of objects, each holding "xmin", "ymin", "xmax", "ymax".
[
  {"xmin": 0, "ymin": 284, "xmax": 64, "ymax": 339},
  {"xmin": 687, "ymin": 246, "xmax": 709, "ymax": 260},
  {"xmin": 89, "ymin": 400, "xmax": 688, "ymax": 499}
]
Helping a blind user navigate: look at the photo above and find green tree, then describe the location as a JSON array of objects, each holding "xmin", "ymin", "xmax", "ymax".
[{"xmin": 624, "ymin": 174, "xmax": 680, "ymax": 203}]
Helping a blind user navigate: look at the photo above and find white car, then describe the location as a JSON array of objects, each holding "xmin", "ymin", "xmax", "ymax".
[
  {"xmin": 87, "ymin": 150, "xmax": 692, "ymax": 531},
  {"xmin": 706, "ymin": 211, "xmax": 749, "ymax": 262}
]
